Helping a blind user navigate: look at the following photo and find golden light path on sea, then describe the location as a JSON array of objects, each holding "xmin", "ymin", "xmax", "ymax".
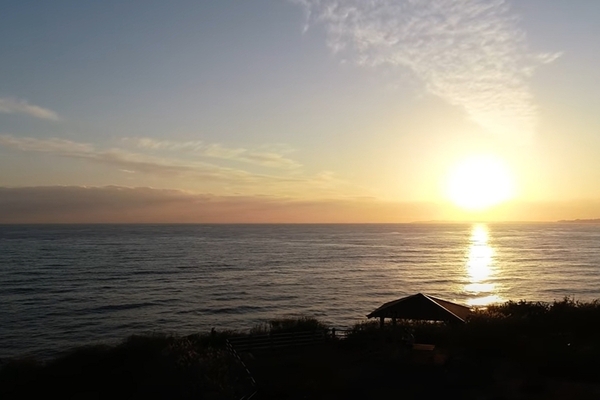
[{"xmin": 464, "ymin": 224, "xmax": 503, "ymax": 306}]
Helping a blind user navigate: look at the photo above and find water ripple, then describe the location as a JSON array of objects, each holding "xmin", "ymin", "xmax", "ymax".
[{"xmin": 1, "ymin": 223, "xmax": 599, "ymax": 358}]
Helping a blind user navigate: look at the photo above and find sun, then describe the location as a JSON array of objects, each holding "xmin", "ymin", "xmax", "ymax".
[{"xmin": 446, "ymin": 155, "xmax": 514, "ymax": 211}]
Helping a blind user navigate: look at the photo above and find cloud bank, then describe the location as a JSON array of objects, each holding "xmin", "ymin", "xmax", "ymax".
[
  {"xmin": 297, "ymin": 0, "xmax": 560, "ymax": 140},
  {"xmin": 0, "ymin": 186, "xmax": 440, "ymax": 223},
  {"xmin": 0, "ymin": 97, "xmax": 60, "ymax": 121},
  {"xmin": 0, "ymin": 186, "xmax": 597, "ymax": 223}
]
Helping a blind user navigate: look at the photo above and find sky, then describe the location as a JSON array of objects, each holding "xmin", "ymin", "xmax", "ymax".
[{"xmin": 1, "ymin": 0, "xmax": 600, "ymax": 223}]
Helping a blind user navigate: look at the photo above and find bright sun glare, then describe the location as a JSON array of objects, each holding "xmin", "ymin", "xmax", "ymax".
[{"xmin": 446, "ymin": 156, "xmax": 514, "ymax": 211}]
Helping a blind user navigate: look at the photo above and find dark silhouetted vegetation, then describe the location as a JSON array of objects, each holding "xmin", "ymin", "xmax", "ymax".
[
  {"xmin": 2, "ymin": 301, "xmax": 600, "ymax": 399},
  {"xmin": 250, "ymin": 316, "xmax": 329, "ymax": 335},
  {"xmin": 0, "ymin": 333, "xmax": 253, "ymax": 400}
]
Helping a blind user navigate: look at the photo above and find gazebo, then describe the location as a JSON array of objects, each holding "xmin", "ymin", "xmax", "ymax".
[{"xmin": 367, "ymin": 293, "xmax": 471, "ymax": 327}]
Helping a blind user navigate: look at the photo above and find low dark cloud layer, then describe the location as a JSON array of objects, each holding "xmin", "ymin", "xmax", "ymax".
[
  {"xmin": 0, "ymin": 186, "xmax": 439, "ymax": 223},
  {"xmin": 0, "ymin": 186, "xmax": 598, "ymax": 223}
]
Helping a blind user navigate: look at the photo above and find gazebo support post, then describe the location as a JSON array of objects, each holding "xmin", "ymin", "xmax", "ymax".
[{"xmin": 379, "ymin": 316, "xmax": 385, "ymax": 328}]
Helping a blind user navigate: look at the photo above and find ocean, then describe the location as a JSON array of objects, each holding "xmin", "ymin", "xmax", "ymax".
[{"xmin": 1, "ymin": 223, "xmax": 599, "ymax": 359}]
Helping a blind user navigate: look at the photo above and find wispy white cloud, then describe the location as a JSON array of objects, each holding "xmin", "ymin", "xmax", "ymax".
[
  {"xmin": 133, "ymin": 138, "xmax": 205, "ymax": 151},
  {"xmin": 0, "ymin": 135, "xmax": 92, "ymax": 153},
  {"xmin": 0, "ymin": 97, "xmax": 60, "ymax": 121},
  {"xmin": 296, "ymin": 0, "xmax": 561, "ymax": 140},
  {"xmin": 0, "ymin": 134, "xmax": 353, "ymax": 197},
  {"xmin": 0, "ymin": 134, "xmax": 259, "ymax": 182},
  {"xmin": 127, "ymin": 137, "xmax": 302, "ymax": 170},
  {"xmin": 204, "ymin": 143, "xmax": 302, "ymax": 170}
]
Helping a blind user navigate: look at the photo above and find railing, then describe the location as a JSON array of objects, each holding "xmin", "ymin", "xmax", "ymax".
[
  {"xmin": 227, "ymin": 328, "xmax": 351, "ymax": 353},
  {"xmin": 226, "ymin": 328, "xmax": 350, "ymax": 399},
  {"xmin": 224, "ymin": 339, "xmax": 257, "ymax": 400},
  {"xmin": 227, "ymin": 329, "xmax": 329, "ymax": 353}
]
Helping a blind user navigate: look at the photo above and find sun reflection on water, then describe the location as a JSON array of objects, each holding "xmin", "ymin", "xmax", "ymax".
[{"xmin": 465, "ymin": 224, "xmax": 502, "ymax": 306}]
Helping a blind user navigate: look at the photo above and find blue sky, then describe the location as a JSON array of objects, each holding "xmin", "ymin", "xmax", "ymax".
[{"xmin": 1, "ymin": 0, "xmax": 600, "ymax": 222}]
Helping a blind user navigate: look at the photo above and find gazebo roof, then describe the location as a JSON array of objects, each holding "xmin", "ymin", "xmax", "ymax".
[{"xmin": 367, "ymin": 293, "xmax": 471, "ymax": 323}]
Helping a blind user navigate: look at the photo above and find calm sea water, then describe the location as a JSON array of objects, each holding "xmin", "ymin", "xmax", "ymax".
[{"xmin": 1, "ymin": 223, "xmax": 600, "ymax": 359}]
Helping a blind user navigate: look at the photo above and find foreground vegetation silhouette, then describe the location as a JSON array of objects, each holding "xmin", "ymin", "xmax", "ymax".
[{"xmin": 2, "ymin": 299, "xmax": 600, "ymax": 399}]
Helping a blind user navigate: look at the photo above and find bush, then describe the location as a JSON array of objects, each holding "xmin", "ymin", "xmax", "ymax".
[{"xmin": 0, "ymin": 333, "xmax": 251, "ymax": 400}]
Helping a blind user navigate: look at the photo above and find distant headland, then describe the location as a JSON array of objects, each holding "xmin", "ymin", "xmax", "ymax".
[{"xmin": 558, "ymin": 218, "xmax": 600, "ymax": 223}]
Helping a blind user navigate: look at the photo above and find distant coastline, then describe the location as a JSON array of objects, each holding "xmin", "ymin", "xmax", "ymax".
[{"xmin": 558, "ymin": 218, "xmax": 600, "ymax": 223}]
